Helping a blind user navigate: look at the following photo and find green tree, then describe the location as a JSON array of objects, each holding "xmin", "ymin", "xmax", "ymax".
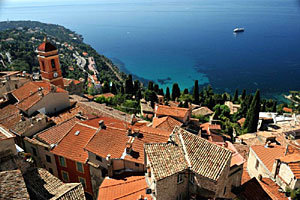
[
  {"xmin": 154, "ymin": 84, "xmax": 159, "ymax": 94},
  {"xmin": 165, "ymin": 87, "xmax": 171, "ymax": 100},
  {"xmin": 124, "ymin": 75, "xmax": 133, "ymax": 95},
  {"xmin": 148, "ymin": 81, "xmax": 154, "ymax": 91},
  {"xmin": 193, "ymin": 80, "xmax": 199, "ymax": 105},
  {"xmin": 233, "ymin": 89, "xmax": 238, "ymax": 103},
  {"xmin": 243, "ymin": 90, "xmax": 260, "ymax": 133},
  {"xmin": 241, "ymin": 89, "xmax": 246, "ymax": 101},
  {"xmin": 111, "ymin": 82, "xmax": 118, "ymax": 94},
  {"xmin": 133, "ymin": 80, "xmax": 140, "ymax": 93},
  {"xmin": 102, "ymin": 81, "xmax": 110, "ymax": 93},
  {"xmin": 172, "ymin": 83, "xmax": 181, "ymax": 101},
  {"xmin": 144, "ymin": 90, "xmax": 158, "ymax": 108}
]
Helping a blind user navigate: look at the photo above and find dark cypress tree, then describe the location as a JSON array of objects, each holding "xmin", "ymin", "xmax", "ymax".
[
  {"xmin": 171, "ymin": 83, "xmax": 181, "ymax": 101},
  {"xmin": 165, "ymin": 87, "xmax": 171, "ymax": 100},
  {"xmin": 125, "ymin": 75, "xmax": 133, "ymax": 95},
  {"xmin": 148, "ymin": 81, "xmax": 154, "ymax": 91},
  {"xmin": 183, "ymin": 88, "xmax": 189, "ymax": 94},
  {"xmin": 133, "ymin": 80, "xmax": 140, "ymax": 92},
  {"xmin": 136, "ymin": 89, "xmax": 142, "ymax": 101},
  {"xmin": 243, "ymin": 90, "xmax": 260, "ymax": 133},
  {"xmin": 233, "ymin": 89, "xmax": 238, "ymax": 103},
  {"xmin": 102, "ymin": 81, "xmax": 110, "ymax": 93},
  {"xmin": 241, "ymin": 89, "xmax": 246, "ymax": 101},
  {"xmin": 158, "ymin": 88, "xmax": 164, "ymax": 96},
  {"xmin": 154, "ymin": 84, "xmax": 159, "ymax": 93},
  {"xmin": 193, "ymin": 80, "xmax": 199, "ymax": 105},
  {"xmin": 120, "ymin": 85, "xmax": 125, "ymax": 94},
  {"xmin": 110, "ymin": 82, "xmax": 117, "ymax": 94}
]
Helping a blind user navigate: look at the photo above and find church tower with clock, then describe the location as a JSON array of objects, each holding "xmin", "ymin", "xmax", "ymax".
[{"xmin": 37, "ymin": 37, "xmax": 64, "ymax": 88}]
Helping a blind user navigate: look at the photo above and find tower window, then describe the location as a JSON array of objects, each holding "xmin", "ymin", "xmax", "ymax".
[{"xmin": 51, "ymin": 59, "xmax": 56, "ymax": 69}]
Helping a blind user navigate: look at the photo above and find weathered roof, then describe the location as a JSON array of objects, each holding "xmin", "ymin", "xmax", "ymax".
[
  {"xmin": 236, "ymin": 178, "xmax": 272, "ymax": 200},
  {"xmin": 36, "ymin": 117, "xmax": 80, "ymax": 145},
  {"xmin": 259, "ymin": 178, "xmax": 288, "ymax": 200},
  {"xmin": 98, "ymin": 176, "xmax": 152, "ymax": 200},
  {"xmin": 192, "ymin": 106, "xmax": 213, "ymax": 116},
  {"xmin": 23, "ymin": 168, "xmax": 85, "ymax": 200},
  {"xmin": 155, "ymin": 105, "xmax": 189, "ymax": 118},
  {"xmin": 279, "ymin": 154, "xmax": 300, "ymax": 179},
  {"xmin": 52, "ymin": 122, "xmax": 97, "ymax": 163},
  {"xmin": 144, "ymin": 143, "xmax": 188, "ymax": 180},
  {"xmin": 0, "ymin": 125, "xmax": 15, "ymax": 140},
  {"xmin": 152, "ymin": 116, "xmax": 183, "ymax": 132},
  {"xmin": 0, "ymin": 170, "xmax": 30, "ymax": 199},
  {"xmin": 145, "ymin": 127, "xmax": 232, "ymax": 181},
  {"xmin": 251, "ymin": 145, "xmax": 286, "ymax": 172}
]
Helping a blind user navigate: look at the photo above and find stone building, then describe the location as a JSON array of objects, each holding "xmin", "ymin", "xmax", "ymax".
[{"xmin": 144, "ymin": 127, "xmax": 233, "ymax": 200}]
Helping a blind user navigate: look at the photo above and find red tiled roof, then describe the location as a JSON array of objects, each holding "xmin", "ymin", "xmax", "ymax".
[
  {"xmin": 152, "ymin": 116, "xmax": 183, "ymax": 132},
  {"xmin": 52, "ymin": 122, "xmax": 97, "ymax": 163},
  {"xmin": 95, "ymin": 93, "xmax": 115, "ymax": 99},
  {"xmin": 260, "ymin": 178, "xmax": 288, "ymax": 200},
  {"xmin": 81, "ymin": 117, "xmax": 129, "ymax": 130},
  {"xmin": 137, "ymin": 126, "xmax": 171, "ymax": 137},
  {"xmin": 237, "ymin": 178, "xmax": 272, "ymax": 200},
  {"xmin": 283, "ymin": 107, "xmax": 293, "ymax": 113},
  {"xmin": 37, "ymin": 41, "xmax": 57, "ymax": 52},
  {"xmin": 17, "ymin": 90, "xmax": 50, "ymax": 111},
  {"xmin": 37, "ymin": 117, "xmax": 80, "ymax": 145},
  {"xmin": 155, "ymin": 105, "xmax": 189, "ymax": 119},
  {"xmin": 251, "ymin": 145, "xmax": 286, "ymax": 171},
  {"xmin": 97, "ymin": 176, "xmax": 152, "ymax": 200},
  {"xmin": 278, "ymin": 154, "xmax": 300, "ymax": 179}
]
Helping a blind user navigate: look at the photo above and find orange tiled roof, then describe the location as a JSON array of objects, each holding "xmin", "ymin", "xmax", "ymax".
[
  {"xmin": 81, "ymin": 117, "xmax": 129, "ymax": 130},
  {"xmin": 17, "ymin": 89, "xmax": 50, "ymax": 111},
  {"xmin": 125, "ymin": 128, "xmax": 169, "ymax": 164},
  {"xmin": 155, "ymin": 105, "xmax": 189, "ymax": 119},
  {"xmin": 283, "ymin": 107, "xmax": 293, "ymax": 113},
  {"xmin": 137, "ymin": 126, "xmax": 171, "ymax": 137},
  {"xmin": 51, "ymin": 122, "xmax": 97, "ymax": 163},
  {"xmin": 37, "ymin": 41, "xmax": 57, "ymax": 52},
  {"xmin": 152, "ymin": 116, "xmax": 183, "ymax": 132},
  {"xmin": 237, "ymin": 178, "xmax": 272, "ymax": 200},
  {"xmin": 97, "ymin": 176, "xmax": 152, "ymax": 200},
  {"xmin": 251, "ymin": 145, "xmax": 286, "ymax": 172},
  {"xmin": 278, "ymin": 154, "xmax": 300, "ymax": 179},
  {"xmin": 260, "ymin": 178, "xmax": 288, "ymax": 200},
  {"xmin": 37, "ymin": 117, "xmax": 80, "ymax": 145}
]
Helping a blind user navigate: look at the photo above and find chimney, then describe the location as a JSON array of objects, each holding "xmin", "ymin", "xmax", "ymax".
[
  {"xmin": 126, "ymin": 137, "xmax": 134, "ymax": 154},
  {"xmin": 258, "ymin": 174, "xmax": 262, "ymax": 181},
  {"xmin": 137, "ymin": 195, "xmax": 144, "ymax": 200},
  {"xmin": 99, "ymin": 120, "xmax": 105, "ymax": 129},
  {"xmin": 127, "ymin": 128, "xmax": 132, "ymax": 136},
  {"xmin": 106, "ymin": 154, "xmax": 113, "ymax": 177}
]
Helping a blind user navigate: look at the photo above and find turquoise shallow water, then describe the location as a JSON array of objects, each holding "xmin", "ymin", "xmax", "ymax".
[{"xmin": 1, "ymin": 0, "xmax": 300, "ymax": 99}]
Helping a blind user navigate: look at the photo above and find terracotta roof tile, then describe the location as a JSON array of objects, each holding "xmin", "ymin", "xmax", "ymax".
[
  {"xmin": 283, "ymin": 107, "xmax": 293, "ymax": 113},
  {"xmin": 278, "ymin": 154, "xmax": 300, "ymax": 179},
  {"xmin": 192, "ymin": 106, "xmax": 213, "ymax": 116},
  {"xmin": 37, "ymin": 41, "xmax": 57, "ymax": 52},
  {"xmin": 237, "ymin": 178, "xmax": 272, "ymax": 200},
  {"xmin": 0, "ymin": 104, "xmax": 20, "ymax": 129},
  {"xmin": 52, "ymin": 122, "xmax": 97, "ymax": 163},
  {"xmin": 251, "ymin": 145, "xmax": 286, "ymax": 172},
  {"xmin": 260, "ymin": 178, "xmax": 288, "ymax": 200},
  {"xmin": 152, "ymin": 116, "xmax": 183, "ymax": 132},
  {"xmin": 98, "ymin": 176, "xmax": 152, "ymax": 200},
  {"xmin": 37, "ymin": 117, "xmax": 80, "ymax": 145},
  {"xmin": 155, "ymin": 105, "xmax": 189, "ymax": 119}
]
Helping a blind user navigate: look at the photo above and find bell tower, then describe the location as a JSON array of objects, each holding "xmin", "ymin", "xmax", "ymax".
[{"xmin": 37, "ymin": 36, "xmax": 64, "ymax": 88}]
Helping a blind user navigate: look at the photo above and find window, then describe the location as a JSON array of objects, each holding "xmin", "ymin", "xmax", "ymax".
[
  {"xmin": 96, "ymin": 155, "xmax": 102, "ymax": 162},
  {"xmin": 189, "ymin": 173, "xmax": 194, "ymax": 184},
  {"xmin": 59, "ymin": 156, "xmax": 66, "ymax": 167},
  {"xmin": 31, "ymin": 147, "xmax": 37, "ymax": 156},
  {"xmin": 255, "ymin": 159, "xmax": 259, "ymax": 170},
  {"xmin": 51, "ymin": 59, "xmax": 56, "ymax": 69},
  {"xmin": 176, "ymin": 193, "xmax": 183, "ymax": 200},
  {"xmin": 177, "ymin": 173, "xmax": 183, "ymax": 184},
  {"xmin": 78, "ymin": 177, "xmax": 87, "ymax": 189},
  {"xmin": 76, "ymin": 162, "xmax": 84, "ymax": 173},
  {"xmin": 44, "ymin": 147, "xmax": 49, "ymax": 151},
  {"xmin": 46, "ymin": 155, "xmax": 51, "ymax": 163},
  {"xmin": 49, "ymin": 168, "xmax": 53, "ymax": 174},
  {"xmin": 61, "ymin": 171, "xmax": 69, "ymax": 182},
  {"xmin": 135, "ymin": 163, "xmax": 139, "ymax": 167},
  {"xmin": 223, "ymin": 187, "xmax": 227, "ymax": 195}
]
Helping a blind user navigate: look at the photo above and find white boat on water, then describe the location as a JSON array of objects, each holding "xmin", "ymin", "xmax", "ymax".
[{"xmin": 233, "ymin": 28, "xmax": 245, "ymax": 32}]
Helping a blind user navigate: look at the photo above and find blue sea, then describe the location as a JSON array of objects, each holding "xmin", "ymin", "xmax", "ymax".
[{"xmin": 1, "ymin": 0, "xmax": 300, "ymax": 99}]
